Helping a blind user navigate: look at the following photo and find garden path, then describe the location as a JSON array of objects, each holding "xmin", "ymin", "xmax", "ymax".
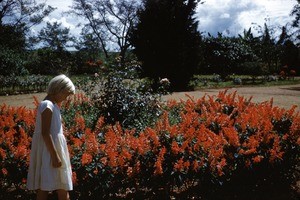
[
  {"xmin": 163, "ymin": 84, "xmax": 300, "ymax": 111},
  {"xmin": 0, "ymin": 84, "xmax": 299, "ymax": 111}
]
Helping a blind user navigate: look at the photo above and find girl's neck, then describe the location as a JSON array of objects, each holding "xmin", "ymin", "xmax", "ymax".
[{"xmin": 44, "ymin": 95, "xmax": 57, "ymax": 104}]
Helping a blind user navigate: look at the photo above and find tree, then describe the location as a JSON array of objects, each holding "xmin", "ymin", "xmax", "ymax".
[
  {"xmin": 238, "ymin": 28, "xmax": 261, "ymax": 57},
  {"xmin": 130, "ymin": 0, "xmax": 202, "ymax": 91},
  {"xmin": 252, "ymin": 22, "xmax": 286, "ymax": 73},
  {"xmin": 0, "ymin": 0, "xmax": 54, "ymax": 34},
  {"xmin": 290, "ymin": 0, "xmax": 300, "ymax": 71},
  {"xmin": 26, "ymin": 22, "xmax": 76, "ymax": 74},
  {"xmin": 75, "ymin": 28, "xmax": 102, "ymax": 54},
  {"xmin": 0, "ymin": 24, "xmax": 25, "ymax": 50},
  {"xmin": 260, "ymin": 23, "xmax": 277, "ymax": 72},
  {"xmin": 69, "ymin": 0, "xmax": 140, "ymax": 63},
  {"xmin": 0, "ymin": 0, "xmax": 54, "ymax": 75},
  {"xmin": 259, "ymin": 23, "xmax": 297, "ymax": 73},
  {"xmin": 38, "ymin": 22, "xmax": 75, "ymax": 52},
  {"xmin": 25, "ymin": 22, "xmax": 76, "ymax": 74},
  {"xmin": 0, "ymin": 24, "xmax": 27, "ymax": 75},
  {"xmin": 73, "ymin": 28, "xmax": 104, "ymax": 74},
  {"xmin": 201, "ymin": 33, "xmax": 256, "ymax": 77},
  {"xmin": 291, "ymin": 0, "xmax": 300, "ymax": 47},
  {"xmin": 281, "ymin": 40, "xmax": 299, "ymax": 68}
]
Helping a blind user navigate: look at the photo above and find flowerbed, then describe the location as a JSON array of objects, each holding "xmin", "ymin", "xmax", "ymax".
[{"xmin": 0, "ymin": 91, "xmax": 299, "ymax": 199}]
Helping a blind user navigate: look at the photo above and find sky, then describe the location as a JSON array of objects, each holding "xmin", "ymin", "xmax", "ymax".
[{"xmin": 34, "ymin": 0, "xmax": 298, "ymax": 39}]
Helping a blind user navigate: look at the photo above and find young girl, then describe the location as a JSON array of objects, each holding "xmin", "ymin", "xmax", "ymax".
[{"xmin": 27, "ymin": 74, "xmax": 75, "ymax": 200}]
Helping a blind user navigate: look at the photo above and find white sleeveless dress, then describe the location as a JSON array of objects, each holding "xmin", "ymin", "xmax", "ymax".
[{"xmin": 27, "ymin": 100, "xmax": 73, "ymax": 191}]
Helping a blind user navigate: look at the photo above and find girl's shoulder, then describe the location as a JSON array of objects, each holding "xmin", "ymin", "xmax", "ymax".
[{"xmin": 39, "ymin": 100, "xmax": 55, "ymax": 112}]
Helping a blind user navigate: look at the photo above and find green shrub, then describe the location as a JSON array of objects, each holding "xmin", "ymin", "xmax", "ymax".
[
  {"xmin": 0, "ymin": 75, "xmax": 50, "ymax": 95},
  {"xmin": 80, "ymin": 57, "xmax": 163, "ymax": 132}
]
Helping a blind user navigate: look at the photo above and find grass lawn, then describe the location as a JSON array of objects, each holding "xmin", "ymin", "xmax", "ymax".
[{"xmin": 190, "ymin": 75, "xmax": 300, "ymax": 90}]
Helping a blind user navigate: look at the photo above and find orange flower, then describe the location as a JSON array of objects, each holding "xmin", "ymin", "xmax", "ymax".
[
  {"xmin": 72, "ymin": 172, "xmax": 77, "ymax": 184},
  {"xmin": 183, "ymin": 160, "xmax": 190, "ymax": 169},
  {"xmin": 154, "ymin": 147, "xmax": 166, "ymax": 175},
  {"xmin": 131, "ymin": 133, "xmax": 149, "ymax": 155},
  {"xmin": 146, "ymin": 128, "xmax": 160, "ymax": 147},
  {"xmin": 192, "ymin": 160, "xmax": 199, "ymax": 172},
  {"xmin": 81, "ymin": 153, "xmax": 93, "ymax": 166},
  {"xmin": 252, "ymin": 155, "xmax": 264, "ymax": 163},
  {"xmin": 0, "ymin": 148, "xmax": 6, "ymax": 159},
  {"xmin": 14, "ymin": 145, "xmax": 27, "ymax": 159},
  {"xmin": 94, "ymin": 117, "xmax": 105, "ymax": 133},
  {"xmin": 216, "ymin": 158, "xmax": 227, "ymax": 176},
  {"xmin": 107, "ymin": 151, "xmax": 118, "ymax": 167},
  {"xmin": 1, "ymin": 168, "xmax": 8, "ymax": 176},
  {"xmin": 100, "ymin": 157, "xmax": 108, "ymax": 166},
  {"xmin": 245, "ymin": 159, "xmax": 251, "ymax": 168},
  {"xmin": 222, "ymin": 127, "xmax": 240, "ymax": 147},
  {"xmin": 171, "ymin": 141, "xmax": 180, "ymax": 155},
  {"xmin": 75, "ymin": 113, "xmax": 86, "ymax": 130},
  {"xmin": 269, "ymin": 135, "xmax": 284, "ymax": 162},
  {"xmin": 120, "ymin": 149, "xmax": 132, "ymax": 160},
  {"xmin": 166, "ymin": 99, "xmax": 178, "ymax": 108},
  {"xmin": 174, "ymin": 157, "xmax": 184, "ymax": 172},
  {"xmin": 84, "ymin": 128, "xmax": 99, "ymax": 154},
  {"xmin": 72, "ymin": 138, "xmax": 84, "ymax": 148},
  {"xmin": 154, "ymin": 159, "xmax": 163, "ymax": 175}
]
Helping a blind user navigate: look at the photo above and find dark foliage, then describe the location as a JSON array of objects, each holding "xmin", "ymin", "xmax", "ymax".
[
  {"xmin": 80, "ymin": 57, "xmax": 163, "ymax": 132},
  {"xmin": 130, "ymin": 0, "xmax": 202, "ymax": 91}
]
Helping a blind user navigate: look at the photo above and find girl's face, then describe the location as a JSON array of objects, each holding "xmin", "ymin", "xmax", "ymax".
[{"xmin": 56, "ymin": 89, "xmax": 73, "ymax": 103}]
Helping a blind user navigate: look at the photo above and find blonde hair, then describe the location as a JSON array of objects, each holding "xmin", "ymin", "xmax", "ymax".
[{"xmin": 46, "ymin": 74, "xmax": 75, "ymax": 95}]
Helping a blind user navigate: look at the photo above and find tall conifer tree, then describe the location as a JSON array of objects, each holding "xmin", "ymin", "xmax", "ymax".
[{"xmin": 130, "ymin": 0, "xmax": 202, "ymax": 91}]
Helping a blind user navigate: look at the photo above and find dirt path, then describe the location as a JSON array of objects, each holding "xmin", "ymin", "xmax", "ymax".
[
  {"xmin": 0, "ymin": 84, "xmax": 300, "ymax": 111},
  {"xmin": 163, "ymin": 84, "xmax": 300, "ymax": 111}
]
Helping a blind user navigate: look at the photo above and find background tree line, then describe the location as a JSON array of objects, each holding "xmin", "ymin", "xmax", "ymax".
[{"xmin": 0, "ymin": 0, "xmax": 300, "ymax": 91}]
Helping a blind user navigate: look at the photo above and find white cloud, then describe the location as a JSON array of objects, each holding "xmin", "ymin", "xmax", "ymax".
[
  {"xmin": 220, "ymin": 13, "xmax": 231, "ymax": 19},
  {"xmin": 44, "ymin": 16, "xmax": 75, "ymax": 29},
  {"xmin": 44, "ymin": 0, "xmax": 72, "ymax": 11},
  {"xmin": 196, "ymin": 0, "xmax": 297, "ymax": 36},
  {"xmin": 196, "ymin": 0, "xmax": 258, "ymax": 35},
  {"xmin": 32, "ymin": 0, "xmax": 82, "ymax": 37}
]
